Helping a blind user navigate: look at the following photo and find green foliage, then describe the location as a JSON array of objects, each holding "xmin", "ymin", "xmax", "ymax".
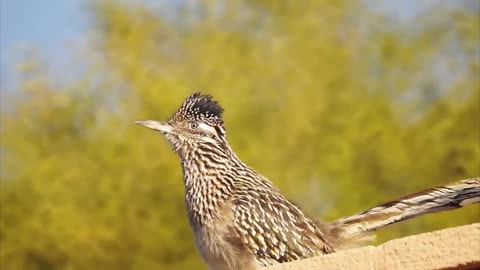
[{"xmin": 1, "ymin": 1, "xmax": 479, "ymax": 269}]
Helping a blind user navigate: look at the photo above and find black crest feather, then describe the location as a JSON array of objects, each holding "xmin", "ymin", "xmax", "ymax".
[{"xmin": 173, "ymin": 92, "xmax": 224, "ymax": 126}]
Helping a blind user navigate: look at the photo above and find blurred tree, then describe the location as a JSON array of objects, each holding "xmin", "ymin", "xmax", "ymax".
[{"xmin": 1, "ymin": 1, "xmax": 479, "ymax": 269}]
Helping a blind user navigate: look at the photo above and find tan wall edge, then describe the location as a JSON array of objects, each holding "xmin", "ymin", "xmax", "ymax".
[{"xmin": 266, "ymin": 223, "xmax": 480, "ymax": 270}]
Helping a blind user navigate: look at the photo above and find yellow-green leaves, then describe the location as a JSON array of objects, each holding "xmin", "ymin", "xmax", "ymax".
[{"xmin": 1, "ymin": 1, "xmax": 479, "ymax": 269}]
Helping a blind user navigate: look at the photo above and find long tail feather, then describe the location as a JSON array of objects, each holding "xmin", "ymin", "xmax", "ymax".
[{"xmin": 331, "ymin": 178, "xmax": 480, "ymax": 240}]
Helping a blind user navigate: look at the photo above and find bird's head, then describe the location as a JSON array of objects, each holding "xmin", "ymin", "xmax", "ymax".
[{"xmin": 135, "ymin": 92, "xmax": 227, "ymax": 156}]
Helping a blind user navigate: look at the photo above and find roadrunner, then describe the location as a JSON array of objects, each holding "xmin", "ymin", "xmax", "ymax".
[{"xmin": 135, "ymin": 92, "xmax": 480, "ymax": 270}]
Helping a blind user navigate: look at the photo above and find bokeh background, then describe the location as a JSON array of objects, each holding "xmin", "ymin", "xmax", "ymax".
[{"xmin": 1, "ymin": 1, "xmax": 479, "ymax": 269}]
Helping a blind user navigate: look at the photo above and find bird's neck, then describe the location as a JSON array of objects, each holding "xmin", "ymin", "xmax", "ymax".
[{"xmin": 180, "ymin": 142, "xmax": 240, "ymax": 224}]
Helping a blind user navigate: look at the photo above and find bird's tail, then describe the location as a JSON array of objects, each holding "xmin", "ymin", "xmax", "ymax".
[{"xmin": 331, "ymin": 178, "xmax": 480, "ymax": 241}]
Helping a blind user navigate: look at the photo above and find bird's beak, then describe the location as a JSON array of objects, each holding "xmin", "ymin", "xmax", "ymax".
[{"xmin": 134, "ymin": 120, "xmax": 173, "ymax": 134}]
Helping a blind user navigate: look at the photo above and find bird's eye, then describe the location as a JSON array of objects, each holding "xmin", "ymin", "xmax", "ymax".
[{"xmin": 190, "ymin": 122, "xmax": 199, "ymax": 129}]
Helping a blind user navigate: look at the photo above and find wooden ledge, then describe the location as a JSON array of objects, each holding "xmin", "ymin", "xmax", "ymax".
[{"xmin": 265, "ymin": 223, "xmax": 480, "ymax": 270}]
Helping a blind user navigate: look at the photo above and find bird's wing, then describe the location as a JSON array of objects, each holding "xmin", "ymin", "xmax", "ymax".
[{"xmin": 231, "ymin": 187, "xmax": 335, "ymax": 266}]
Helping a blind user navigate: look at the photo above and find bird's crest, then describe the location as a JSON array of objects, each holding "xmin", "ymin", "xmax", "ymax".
[{"xmin": 172, "ymin": 92, "xmax": 224, "ymax": 127}]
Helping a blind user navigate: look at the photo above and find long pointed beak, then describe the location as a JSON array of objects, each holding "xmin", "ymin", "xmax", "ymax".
[{"xmin": 134, "ymin": 120, "xmax": 173, "ymax": 134}]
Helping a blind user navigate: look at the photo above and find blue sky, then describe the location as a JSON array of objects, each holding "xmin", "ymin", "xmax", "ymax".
[
  {"xmin": 0, "ymin": 0, "xmax": 86, "ymax": 53},
  {"xmin": 0, "ymin": 0, "xmax": 431, "ymax": 91},
  {"xmin": 0, "ymin": 0, "xmax": 87, "ymax": 89}
]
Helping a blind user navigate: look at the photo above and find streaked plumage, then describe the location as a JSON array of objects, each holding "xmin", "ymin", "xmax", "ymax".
[{"xmin": 135, "ymin": 92, "xmax": 480, "ymax": 270}]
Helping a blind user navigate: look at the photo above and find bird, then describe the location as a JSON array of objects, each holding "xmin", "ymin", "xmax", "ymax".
[{"xmin": 134, "ymin": 92, "xmax": 480, "ymax": 270}]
